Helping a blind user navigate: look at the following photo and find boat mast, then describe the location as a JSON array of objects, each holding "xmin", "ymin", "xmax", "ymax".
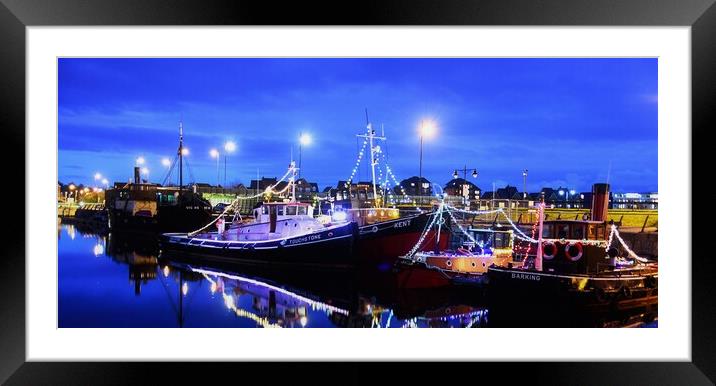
[
  {"xmin": 356, "ymin": 109, "xmax": 385, "ymax": 208},
  {"xmin": 290, "ymin": 160, "xmax": 297, "ymax": 203},
  {"xmin": 535, "ymin": 198, "xmax": 545, "ymax": 272},
  {"xmin": 178, "ymin": 120, "xmax": 184, "ymax": 198}
]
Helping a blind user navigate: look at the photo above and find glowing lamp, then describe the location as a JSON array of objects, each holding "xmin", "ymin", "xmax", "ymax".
[
  {"xmin": 224, "ymin": 141, "xmax": 236, "ymax": 153},
  {"xmin": 419, "ymin": 119, "xmax": 437, "ymax": 138},
  {"xmin": 299, "ymin": 133, "xmax": 312, "ymax": 146}
]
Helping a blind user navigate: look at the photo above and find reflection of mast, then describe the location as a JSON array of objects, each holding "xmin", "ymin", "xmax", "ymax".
[
  {"xmin": 356, "ymin": 109, "xmax": 386, "ymax": 208},
  {"xmin": 178, "ymin": 269, "xmax": 184, "ymax": 328}
]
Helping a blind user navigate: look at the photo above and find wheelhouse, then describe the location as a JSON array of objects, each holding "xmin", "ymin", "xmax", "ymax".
[{"xmin": 542, "ymin": 220, "xmax": 608, "ymax": 241}]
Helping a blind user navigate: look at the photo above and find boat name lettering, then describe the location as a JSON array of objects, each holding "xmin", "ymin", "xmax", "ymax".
[
  {"xmin": 511, "ymin": 273, "xmax": 541, "ymax": 281},
  {"xmin": 394, "ymin": 219, "xmax": 411, "ymax": 228},
  {"xmin": 288, "ymin": 234, "xmax": 322, "ymax": 244}
]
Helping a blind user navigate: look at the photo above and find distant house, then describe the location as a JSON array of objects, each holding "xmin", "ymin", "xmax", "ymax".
[
  {"xmin": 294, "ymin": 178, "xmax": 319, "ymax": 201},
  {"xmin": 443, "ymin": 178, "xmax": 480, "ymax": 200},
  {"xmin": 249, "ymin": 177, "xmax": 279, "ymax": 192},
  {"xmin": 396, "ymin": 176, "xmax": 432, "ymax": 196}
]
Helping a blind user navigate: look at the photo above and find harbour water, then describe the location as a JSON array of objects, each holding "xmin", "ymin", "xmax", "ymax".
[{"xmin": 58, "ymin": 224, "xmax": 657, "ymax": 328}]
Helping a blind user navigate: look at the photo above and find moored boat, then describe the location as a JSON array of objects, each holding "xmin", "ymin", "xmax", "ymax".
[
  {"xmin": 160, "ymin": 162, "xmax": 359, "ymax": 269},
  {"xmin": 487, "ymin": 184, "xmax": 658, "ymax": 311},
  {"xmin": 394, "ymin": 204, "xmax": 520, "ymax": 288}
]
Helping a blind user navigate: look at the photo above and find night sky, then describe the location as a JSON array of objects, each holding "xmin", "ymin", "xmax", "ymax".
[{"xmin": 58, "ymin": 58, "xmax": 657, "ymax": 193}]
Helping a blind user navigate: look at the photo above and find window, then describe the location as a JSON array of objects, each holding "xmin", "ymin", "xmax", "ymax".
[
  {"xmin": 542, "ymin": 224, "xmax": 553, "ymax": 238},
  {"xmin": 572, "ymin": 225, "xmax": 584, "ymax": 240},
  {"xmin": 285, "ymin": 206, "xmax": 297, "ymax": 215},
  {"xmin": 296, "ymin": 206, "xmax": 307, "ymax": 215},
  {"xmin": 557, "ymin": 224, "xmax": 569, "ymax": 239}
]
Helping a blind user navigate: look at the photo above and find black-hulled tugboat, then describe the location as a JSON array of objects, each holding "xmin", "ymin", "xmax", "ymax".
[
  {"xmin": 105, "ymin": 121, "xmax": 212, "ymax": 233},
  {"xmin": 487, "ymin": 183, "xmax": 658, "ymax": 312},
  {"xmin": 159, "ymin": 162, "xmax": 359, "ymax": 269}
]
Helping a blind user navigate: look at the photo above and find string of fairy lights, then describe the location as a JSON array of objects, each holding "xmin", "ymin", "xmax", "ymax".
[
  {"xmin": 344, "ymin": 139, "xmax": 368, "ymax": 186},
  {"xmin": 607, "ymin": 224, "xmax": 649, "ymax": 262},
  {"xmin": 187, "ymin": 165, "xmax": 295, "ymax": 236}
]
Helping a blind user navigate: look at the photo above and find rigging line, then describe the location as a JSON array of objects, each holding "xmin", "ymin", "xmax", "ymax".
[{"xmin": 162, "ymin": 155, "xmax": 179, "ymax": 186}]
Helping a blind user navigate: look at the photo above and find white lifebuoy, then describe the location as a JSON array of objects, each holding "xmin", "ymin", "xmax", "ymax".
[
  {"xmin": 564, "ymin": 241, "xmax": 583, "ymax": 261},
  {"xmin": 543, "ymin": 241, "xmax": 557, "ymax": 260}
]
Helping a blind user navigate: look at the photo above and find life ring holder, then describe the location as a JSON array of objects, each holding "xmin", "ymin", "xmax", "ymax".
[
  {"xmin": 564, "ymin": 241, "xmax": 583, "ymax": 261},
  {"xmin": 543, "ymin": 241, "xmax": 557, "ymax": 260}
]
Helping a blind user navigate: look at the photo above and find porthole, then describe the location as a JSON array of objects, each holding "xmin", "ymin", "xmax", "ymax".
[{"xmin": 446, "ymin": 260, "xmax": 452, "ymax": 267}]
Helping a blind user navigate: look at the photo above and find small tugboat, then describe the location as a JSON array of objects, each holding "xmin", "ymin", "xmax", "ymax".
[
  {"xmin": 105, "ymin": 121, "xmax": 212, "ymax": 233},
  {"xmin": 393, "ymin": 200, "xmax": 520, "ymax": 288},
  {"xmin": 159, "ymin": 162, "xmax": 359, "ymax": 269},
  {"xmin": 487, "ymin": 183, "xmax": 658, "ymax": 312}
]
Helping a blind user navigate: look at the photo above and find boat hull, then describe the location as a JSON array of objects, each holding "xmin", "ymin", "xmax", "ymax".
[
  {"xmin": 159, "ymin": 222, "xmax": 359, "ymax": 269},
  {"xmin": 356, "ymin": 212, "xmax": 449, "ymax": 263},
  {"xmin": 487, "ymin": 266, "xmax": 658, "ymax": 312}
]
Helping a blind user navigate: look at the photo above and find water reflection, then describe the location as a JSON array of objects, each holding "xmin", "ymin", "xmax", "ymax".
[{"xmin": 57, "ymin": 224, "xmax": 656, "ymax": 328}]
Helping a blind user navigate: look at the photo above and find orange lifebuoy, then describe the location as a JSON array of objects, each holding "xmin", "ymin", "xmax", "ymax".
[
  {"xmin": 564, "ymin": 241, "xmax": 583, "ymax": 261},
  {"xmin": 543, "ymin": 241, "xmax": 557, "ymax": 260}
]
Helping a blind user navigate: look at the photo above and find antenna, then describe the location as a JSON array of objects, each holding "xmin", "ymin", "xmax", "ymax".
[{"xmin": 606, "ymin": 160, "xmax": 612, "ymax": 185}]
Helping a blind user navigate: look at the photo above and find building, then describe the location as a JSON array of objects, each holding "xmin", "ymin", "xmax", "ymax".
[
  {"xmin": 396, "ymin": 176, "xmax": 432, "ymax": 196},
  {"xmin": 443, "ymin": 178, "xmax": 481, "ymax": 201},
  {"xmin": 611, "ymin": 192, "xmax": 658, "ymax": 209},
  {"xmin": 293, "ymin": 178, "xmax": 319, "ymax": 201}
]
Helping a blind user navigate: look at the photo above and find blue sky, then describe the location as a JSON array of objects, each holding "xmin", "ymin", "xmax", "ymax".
[{"xmin": 58, "ymin": 58, "xmax": 657, "ymax": 192}]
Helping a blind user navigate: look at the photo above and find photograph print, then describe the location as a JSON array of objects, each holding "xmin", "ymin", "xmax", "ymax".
[{"xmin": 57, "ymin": 57, "xmax": 658, "ymax": 328}]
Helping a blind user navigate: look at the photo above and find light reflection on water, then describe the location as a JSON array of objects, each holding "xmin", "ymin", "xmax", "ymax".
[{"xmin": 58, "ymin": 224, "xmax": 656, "ymax": 328}]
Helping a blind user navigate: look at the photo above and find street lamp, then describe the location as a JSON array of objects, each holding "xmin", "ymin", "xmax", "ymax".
[
  {"xmin": 101, "ymin": 178, "xmax": 109, "ymax": 188},
  {"xmin": 418, "ymin": 119, "xmax": 437, "ymax": 185},
  {"xmin": 224, "ymin": 141, "xmax": 236, "ymax": 187},
  {"xmin": 161, "ymin": 157, "xmax": 171, "ymax": 167},
  {"xmin": 136, "ymin": 156, "xmax": 145, "ymax": 166},
  {"xmin": 522, "ymin": 169, "xmax": 528, "ymax": 199},
  {"xmin": 452, "ymin": 166, "xmax": 478, "ymax": 206},
  {"xmin": 141, "ymin": 167, "xmax": 149, "ymax": 180},
  {"xmin": 209, "ymin": 148, "xmax": 220, "ymax": 186},
  {"xmin": 94, "ymin": 172, "xmax": 102, "ymax": 181},
  {"xmin": 298, "ymin": 133, "xmax": 312, "ymax": 178}
]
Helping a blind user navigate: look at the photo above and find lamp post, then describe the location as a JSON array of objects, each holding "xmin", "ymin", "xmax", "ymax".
[
  {"xmin": 452, "ymin": 165, "xmax": 478, "ymax": 207},
  {"xmin": 223, "ymin": 141, "xmax": 236, "ymax": 187},
  {"xmin": 418, "ymin": 119, "xmax": 436, "ymax": 194},
  {"xmin": 298, "ymin": 133, "xmax": 312, "ymax": 179},
  {"xmin": 522, "ymin": 169, "xmax": 528, "ymax": 199},
  {"xmin": 209, "ymin": 148, "xmax": 220, "ymax": 186}
]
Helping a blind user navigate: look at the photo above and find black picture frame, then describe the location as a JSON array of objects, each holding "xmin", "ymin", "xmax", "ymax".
[{"xmin": 2, "ymin": 0, "xmax": 714, "ymax": 384}]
